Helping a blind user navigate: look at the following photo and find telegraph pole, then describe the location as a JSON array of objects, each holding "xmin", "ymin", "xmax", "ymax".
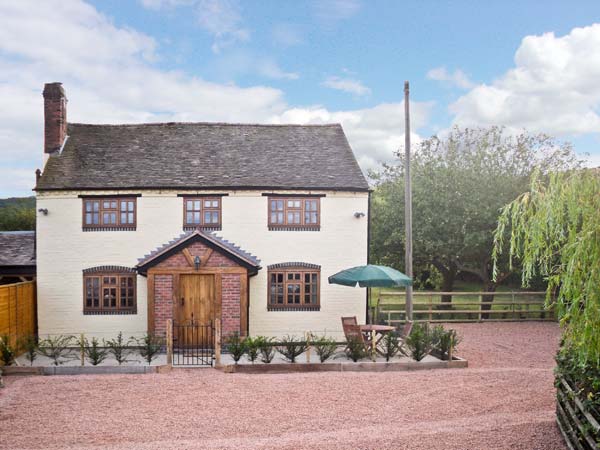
[{"xmin": 404, "ymin": 81, "xmax": 413, "ymax": 321}]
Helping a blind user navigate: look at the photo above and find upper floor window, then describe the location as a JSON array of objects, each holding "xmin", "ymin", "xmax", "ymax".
[
  {"xmin": 268, "ymin": 197, "xmax": 320, "ymax": 231},
  {"xmin": 183, "ymin": 197, "xmax": 222, "ymax": 230},
  {"xmin": 82, "ymin": 197, "xmax": 136, "ymax": 231},
  {"xmin": 267, "ymin": 263, "xmax": 320, "ymax": 311},
  {"xmin": 83, "ymin": 267, "xmax": 136, "ymax": 315}
]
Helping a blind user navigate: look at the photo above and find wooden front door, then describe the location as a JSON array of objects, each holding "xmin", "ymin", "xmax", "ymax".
[{"xmin": 177, "ymin": 274, "xmax": 215, "ymax": 326}]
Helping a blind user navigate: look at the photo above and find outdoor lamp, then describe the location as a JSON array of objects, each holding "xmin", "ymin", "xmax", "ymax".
[{"xmin": 194, "ymin": 255, "xmax": 201, "ymax": 270}]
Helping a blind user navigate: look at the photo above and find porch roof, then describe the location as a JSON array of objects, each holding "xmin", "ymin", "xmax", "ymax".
[{"xmin": 136, "ymin": 229, "xmax": 261, "ymax": 275}]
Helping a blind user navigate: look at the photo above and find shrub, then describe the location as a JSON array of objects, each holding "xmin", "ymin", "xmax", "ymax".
[
  {"xmin": 431, "ymin": 326, "xmax": 461, "ymax": 361},
  {"xmin": 406, "ymin": 323, "xmax": 433, "ymax": 361},
  {"xmin": 106, "ymin": 332, "xmax": 131, "ymax": 365},
  {"xmin": 244, "ymin": 336, "xmax": 261, "ymax": 363},
  {"xmin": 134, "ymin": 333, "xmax": 163, "ymax": 366},
  {"xmin": 85, "ymin": 337, "xmax": 109, "ymax": 366},
  {"xmin": 258, "ymin": 337, "xmax": 276, "ymax": 363},
  {"xmin": 345, "ymin": 336, "xmax": 366, "ymax": 362},
  {"xmin": 18, "ymin": 335, "xmax": 38, "ymax": 366},
  {"xmin": 312, "ymin": 335, "xmax": 338, "ymax": 363},
  {"xmin": 226, "ymin": 332, "xmax": 246, "ymax": 364},
  {"xmin": 381, "ymin": 331, "xmax": 400, "ymax": 362},
  {"xmin": 277, "ymin": 336, "xmax": 308, "ymax": 363},
  {"xmin": 37, "ymin": 335, "xmax": 74, "ymax": 366},
  {"xmin": 0, "ymin": 335, "xmax": 15, "ymax": 366}
]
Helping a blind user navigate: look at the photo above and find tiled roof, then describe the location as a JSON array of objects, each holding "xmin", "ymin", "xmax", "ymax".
[
  {"xmin": 136, "ymin": 229, "xmax": 261, "ymax": 273},
  {"xmin": 0, "ymin": 231, "xmax": 36, "ymax": 266},
  {"xmin": 36, "ymin": 122, "xmax": 369, "ymax": 191}
]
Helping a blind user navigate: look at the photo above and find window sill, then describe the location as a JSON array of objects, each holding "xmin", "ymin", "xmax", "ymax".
[
  {"xmin": 82, "ymin": 227, "xmax": 136, "ymax": 232},
  {"xmin": 268, "ymin": 226, "xmax": 320, "ymax": 232},
  {"xmin": 268, "ymin": 305, "xmax": 320, "ymax": 312},
  {"xmin": 183, "ymin": 226, "xmax": 222, "ymax": 232},
  {"xmin": 84, "ymin": 310, "xmax": 137, "ymax": 315}
]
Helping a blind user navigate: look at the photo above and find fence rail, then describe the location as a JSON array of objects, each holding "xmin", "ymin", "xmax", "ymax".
[
  {"xmin": 0, "ymin": 281, "xmax": 37, "ymax": 350},
  {"xmin": 376, "ymin": 291, "xmax": 554, "ymax": 324}
]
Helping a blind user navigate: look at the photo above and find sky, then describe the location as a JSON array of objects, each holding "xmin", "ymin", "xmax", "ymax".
[{"xmin": 1, "ymin": 0, "xmax": 600, "ymax": 197}]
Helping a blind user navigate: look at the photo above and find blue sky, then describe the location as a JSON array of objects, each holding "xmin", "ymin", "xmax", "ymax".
[{"xmin": 1, "ymin": 0, "xmax": 600, "ymax": 196}]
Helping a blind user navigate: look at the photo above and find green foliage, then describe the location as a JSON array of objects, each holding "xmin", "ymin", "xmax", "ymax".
[
  {"xmin": 84, "ymin": 337, "xmax": 109, "ymax": 366},
  {"xmin": 134, "ymin": 334, "xmax": 163, "ymax": 365},
  {"xmin": 18, "ymin": 335, "xmax": 38, "ymax": 366},
  {"xmin": 431, "ymin": 326, "xmax": 461, "ymax": 361},
  {"xmin": 106, "ymin": 332, "xmax": 131, "ymax": 365},
  {"xmin": 311, "ymin": 335, "xmax": 338, "ymax": 363},
  {"xmin": 0, "ymin": 197, "xmax": 35, "ymax": 231},
  {"xmin": 37, "ymin": 335, "xmax": 74, "ymax": 366},
  {"xmin": 370, "ymin": 127, "xmax": 579, "ymax": 294},
  {"xmin": 0, "ymin": 335, "xmax": 15, "ymax": 366},
  {"xmin": 258, "ymin": 337, "xmax": 276, "ymax": 363},
  {"xmin": 345, "ymin": 336, "xmax": 366, "ymax": 362},
  {"xmin": 493, "ymin": 169, "xmax": 600, "ymax": 368},
  {"xmin": 381, "ymin": 331, "xmax": 400, "ymax": 362},
  {"xmin": 555, "ymin": 350, "xmax": 600, "ymax": 415},
  {"xmin": 277, "ymin": 336, "xmax": 308, "ymax": 363},
  {"xmin": 244, "ymin": 336, "xmax": 261, "ymax": 363},
  {"xmin": 226, "ymin": 332, "xmax": 246, "ymax": 364},
  {"xmin": 406, "ymin": 323, "xmax": 433, "ymax": 361}
]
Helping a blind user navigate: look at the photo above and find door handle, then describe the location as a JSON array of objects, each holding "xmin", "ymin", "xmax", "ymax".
[{"xmin": 181, "ymin": 297, "xmax": 184, "ymax": 306}]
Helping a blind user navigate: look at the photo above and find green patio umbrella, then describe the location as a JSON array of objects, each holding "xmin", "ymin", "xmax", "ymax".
[
  {"xmin": 328, "ymin": 264, "xmax": 412, "ymax": 288},
  {"xmin": 328, "ymin": 264, "xmax": 412, "ymax": 325}
]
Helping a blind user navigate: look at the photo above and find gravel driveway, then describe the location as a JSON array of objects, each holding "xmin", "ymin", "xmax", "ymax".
[{"xmin": 0, "ymin": 322, "xmax": 565, "ymax": 450}]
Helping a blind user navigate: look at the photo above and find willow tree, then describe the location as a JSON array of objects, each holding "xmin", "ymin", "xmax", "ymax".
[{"xmin": 493, "ymin": 169, "xmax": 600, "ymax": 366}]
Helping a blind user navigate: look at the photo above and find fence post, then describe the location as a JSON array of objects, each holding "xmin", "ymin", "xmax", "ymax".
[
  {"xmin": 305, "ymin": 332, "xmax": 311, "ymax": 363},
  {"xmin": 371, "ymin": 330, "xmax": 376, "ymax": 362},
  {"xmin": 478, "ymin": 295, "xmax": 482, "ymax": 322},
  {"xmin": 428, "ymin": 294, "xmax": 432, "ymax": 322},
  {"xmin": 214, "ymin": 319, "xmax": 221, "ymax": 367},
  {"xmin": 166, "ymin": 319, "xmax": 173, "ymax": 366},
  {"xmin": 80, "ymin": 333, "xmax": 85, "ymax": 366}
]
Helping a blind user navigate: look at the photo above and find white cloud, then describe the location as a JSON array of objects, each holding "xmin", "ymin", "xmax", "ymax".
[
  {"xmin": 258, "ymin": 61, "xmax": 299, "ymax": 80},
  {"xmin": 427, "ymin": 67, "xmax": 474, "ymax": 89},
  {"xmin": 313, "ymin": 0, "xmax": 361, "ymax": 23},
  {"xmin": 271, "ymin": 23, "xmax": 304, "ymax": 47},
  {"xmin": 196, "ymin": 0, "xmax": 249, "ymax": 53},
  {"xmin": 322, "ymin": 76, "xmax": 371, "ymax": 96},
  {"xmin": 0, "ymin": 0, "xmax": 430, "ymax": 197},
  {"xmin": 449, "ymin": 24, "xmax": 600, "ymax": 136},
  {"xmin": 139, "ymin": 0, "xmax": 193, "ymax": 10}
]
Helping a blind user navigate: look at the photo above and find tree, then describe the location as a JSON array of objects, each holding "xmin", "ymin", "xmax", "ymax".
[
  {"xmin": 493, "ymin": 169, "xmax": 600, "ymax": 366},
  {"xmin": 0, "ymin": 197, "xmax": 35, "ymax": 231},
  {"xmin": 370, "ymin": 126, "xmax": 579, "ymax": 305}
]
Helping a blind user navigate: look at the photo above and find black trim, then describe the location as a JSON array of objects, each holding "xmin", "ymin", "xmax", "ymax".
[
  {"xmin": 177, "ymin": 193, "xmax": 229, "ymax": 197},
  {"xmin": 267, "ymin": 262, "xmax": 321, "ymax": 270},
  {"xmin": 83, "ymin": 266, "xmax": 136, "ymax": 274},
  {"xmin": 136, "ymin": 233, "xmax": 261, "ymax": 276},
  {"xmin": 268, "ymin": 305, "xmax": 320, "ymax": 312},
  {"xmin": 0, "ymin": 265, "xmax": 36, "ymax": 276},
  {"xmin": 268, "ymin": 226, "xmax": 320, "ymax": 232},
  {"xmin": 84, "ymin": 310, "xmax": 137, "ymax": 316},
  {"xmin": 262, "ymin": 193, "xmax": 327, "ymax": 197},
  {"xmin": 83, "ymin": 227, "xmax": 136, "ymax": 232},
  {"xmin": 37, "ymin": 186, "xmax": 371, "ymax": 192},
  {"xmin": 78, "ymin": 194, "xmax": 142, "ymax": 198},
  {"xmin": 183, "ymin": 226, "xmax": 222, "ymax": 232}
]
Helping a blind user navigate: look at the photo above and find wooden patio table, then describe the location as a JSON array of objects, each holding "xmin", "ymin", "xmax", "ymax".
[{"xmin": 359, "ymin": 324, "xmax": 395, "ymax": 358}]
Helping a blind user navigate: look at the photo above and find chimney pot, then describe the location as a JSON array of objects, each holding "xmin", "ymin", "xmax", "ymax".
[{"xmin": 43, "ymin": 82, "xmax": 67, "ymax": 154}]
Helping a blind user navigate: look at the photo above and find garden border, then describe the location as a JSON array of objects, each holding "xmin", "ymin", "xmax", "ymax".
[{"xmin": 1, "ymin": 365, "xmax": 172, "ymax": 376}]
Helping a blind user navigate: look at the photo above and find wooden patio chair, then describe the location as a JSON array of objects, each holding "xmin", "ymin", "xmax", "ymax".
[
  {"xmin": 341, "ymin": 317, "xmax": 370, "ymax": 355},
  {"xmin": 396, "ymin": 321, "xmax": 413, "ymax": 356}
]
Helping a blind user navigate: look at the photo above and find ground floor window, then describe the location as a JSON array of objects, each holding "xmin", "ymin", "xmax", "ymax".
[
  {"xmin": 268, "ymin": 263, "xmax": 320, "ymax": 311},
  {"xmin": 83, "ymin": 271, "xmax": 136, "ymax": 314}
]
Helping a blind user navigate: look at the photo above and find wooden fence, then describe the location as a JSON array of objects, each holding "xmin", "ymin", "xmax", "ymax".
[
  {"xmin": 0, "ymin": 281, "xmax": 37, "ymax": 349},
  {"xmin": 556, "ymin": 376, "xmax": 600, "ymax": 450},
  {"xmin": 375, "ymin": 291, "xmax": 554, "ymax": 325}
]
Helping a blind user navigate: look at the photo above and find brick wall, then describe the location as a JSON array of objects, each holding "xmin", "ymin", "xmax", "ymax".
[
  {"xmin": 221, "ymin": 274, "xmax": 241, "ymax": 336},
  {"xmin": 154, "ymin": 274, "xmax": 173, "ymax": 337}
]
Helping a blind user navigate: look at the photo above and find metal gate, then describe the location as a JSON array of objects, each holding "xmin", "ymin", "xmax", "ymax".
[{"xmin": 172, "ymin": 321, "xmax": 214, "ymax": 366}]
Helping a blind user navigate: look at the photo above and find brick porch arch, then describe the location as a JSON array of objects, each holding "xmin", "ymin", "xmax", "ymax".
[{"xmin": 136, "ymin": 230, "xmax": 260, "ymax": 337}]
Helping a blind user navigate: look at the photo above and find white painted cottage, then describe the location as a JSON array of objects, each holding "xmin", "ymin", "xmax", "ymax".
[{"xmin": 35, "ymin": 83, "xmax": 370, "ymax": 340}]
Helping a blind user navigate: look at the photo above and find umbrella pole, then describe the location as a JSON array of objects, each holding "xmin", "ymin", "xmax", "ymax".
[{"xmin": 404, "ymin": 81, "xmax": 414, "ymax": 322}]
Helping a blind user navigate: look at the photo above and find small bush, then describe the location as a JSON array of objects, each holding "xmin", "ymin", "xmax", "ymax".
[
  {"xmin": 134, "ymin": 333, "xmax": 163, "ymax": 365},
  {"xmin": 85, "ymin": 337, "xmax": 109, "ymax": 366},
  {"xmin": 431, "ymin": 326, "xmax": 461, "ymax": 361},
  {"xmin": 277, "ymin": 336, "xmax": 308, "ymax": 363},
  {"xmin": 244, "ymin": 336, "xmax": 261, "ymax": 363},
  {"xmin": 37, "ymin": 335, "xmax": 74, "ymax": 366},
  {"xmin": 406, "ymin": 323, "xmax": 433, "ymax": 362},
  {"xmin": 226, "ymin": 332, "xmax": 246, "ymax": 364},
  {"xmin": 106, "ymin": 332, "xmax": 131, "ymax": 365},
  {"xmin": 18, "ymin": 335, "xmax": 38, "ymax": 366},
  {"xmin": 258, "ymin": 337, "xmax": 276, "ymax": 363},
  {"xmin": 0, "ymin": 335, "xmax": 15, "ymax": 366},
  {"xmin": 312, "ymin": 335, "xmax": 338, "ymax": 363},
  {"xmin": 345, "ymin": 336, "xmax": 366, "ymax": 362},
  {"xmin": 381, "ymin": 331, "xmax": 400, "ymax": 362}
]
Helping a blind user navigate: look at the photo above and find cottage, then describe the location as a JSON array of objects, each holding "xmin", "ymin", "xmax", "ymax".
[{"xmin": 35, "ymin": 83, "xmax": 369, "ymax": 340}]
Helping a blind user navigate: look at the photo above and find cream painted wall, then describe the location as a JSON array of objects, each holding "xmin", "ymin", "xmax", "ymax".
[{"xmin": 36, "ymin": 190, "xmax": 369, "ymax": 339}]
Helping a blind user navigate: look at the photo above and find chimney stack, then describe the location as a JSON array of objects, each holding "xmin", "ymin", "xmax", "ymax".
[{"xmin": 43, "ymin": 82, "xmax": 67, "ymax": 154}]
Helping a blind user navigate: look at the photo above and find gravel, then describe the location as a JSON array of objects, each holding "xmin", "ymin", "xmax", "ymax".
[{"xmin": 0, "ymin": 322, "xmax": 565, "ymax": 450}]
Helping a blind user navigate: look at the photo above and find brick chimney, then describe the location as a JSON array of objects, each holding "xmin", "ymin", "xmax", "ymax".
[{"xmin": 43, "ymin": 82, "xmax": 67, "ymax": 154}]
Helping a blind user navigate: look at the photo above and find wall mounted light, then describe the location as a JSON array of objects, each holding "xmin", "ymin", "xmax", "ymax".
[
  {"xmin": 194, "ymin": 255, "xmax": 201, "ymax": 270},
  {"xmin": 354, "ymin": 212, "xmax": 365, "ymax": 218},
  {"xmin": 38, "ymin": 208, "xmax": 48, "ymax": 215}
]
